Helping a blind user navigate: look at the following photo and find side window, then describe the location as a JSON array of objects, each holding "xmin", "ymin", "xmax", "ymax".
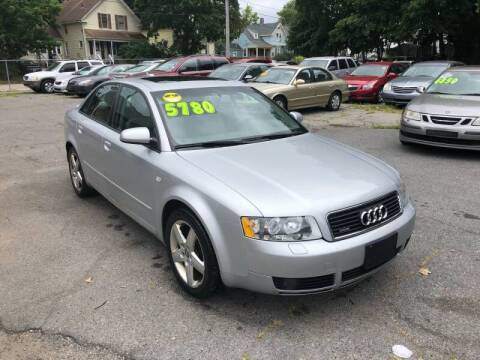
[
  {"xmin": 80, "ymin": 84, "xmax": 118, "ymax": 126},
  {"xmin": 198, "ymin": 58, "xmax": 213, "ymax": 71},
  {"xmin": 112, "ymin": 86, "xmax": 155, "ymax": 136},
  {"xmin": 214, "ymin": 58, "xmax": 229, "ymax": 69},
  {"xmin": 339, "ymin": 59, "xmax": 348, "ymax": 70},
  {"xmin": 77, "ymin": 61, "xmax": 89, "ymax": 69},
  {"xmin": 312, "ymin": 68, "xmax": 332, "ymax": 82},
  {"xmin": 296, "ymin": 69, "xmax": 312, "ymax": 83},
  {"xmin": 328, "ymin": 60, "xmax": 338, "ymax": 71},
  {"xmin": 347, "ymin": 59, "xmax": 356, "ymax": 68},
  {"xmin": 180, "ymin": 59, "xmax": 198, "ymax": 72},
  {"xmin": 60, "ymin": 62, "xmax": 76, "ymax": 72}
]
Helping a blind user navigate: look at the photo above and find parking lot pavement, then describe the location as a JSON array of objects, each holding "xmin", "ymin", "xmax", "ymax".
[{"xmin": 1, "ymin": 94, "xmax": 479, "ymax": 360}]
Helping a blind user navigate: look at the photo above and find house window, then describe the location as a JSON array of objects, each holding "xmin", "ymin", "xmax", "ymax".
[
  {"xmin": 79, "ymin": 40, "xmax": 83, "ymax": 48},
  {"xmin": 253, "ymin": 33, "xmax": 258, "ymax": 39},
  {"xmin": 98, "ymin": 13, "xmax": 112, "ymax": 29},
  {"xmin": 115, "ymin": 15, "xmax": 128, "ymax": 30}
]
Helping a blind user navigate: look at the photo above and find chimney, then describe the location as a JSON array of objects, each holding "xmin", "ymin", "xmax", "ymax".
[{"xmin": 260, "ymin": 18, "xmax": 264, "ymax": 24}]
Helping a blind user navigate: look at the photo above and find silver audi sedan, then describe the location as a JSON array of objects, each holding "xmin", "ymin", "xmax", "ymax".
[{"xmin": 65, "ymin": 77, "xmax": 415, "ymax": 298}]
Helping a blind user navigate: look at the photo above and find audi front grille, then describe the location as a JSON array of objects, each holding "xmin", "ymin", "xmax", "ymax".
[{"xmin": 327, "ymin": 192, "xmax": 402, "ymax": 240}]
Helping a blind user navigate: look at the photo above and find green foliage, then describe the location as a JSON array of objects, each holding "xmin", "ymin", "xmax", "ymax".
[
  {"xmin": 240, "ymin": 5, "xmax": 259, "ymax": 28},
  {"xmin": 117, "ymin": 40, "xmax": 175, "ymax": 59},
  {"xmin": 0, "ymin": 0, "xmax": 61, "ymax": 58},
  {"xmin": 277, "ymin": 0, "xmax": 297, "ymax": 27},
  {"xmin": 134, "ymin": 0, "xmax": 242, "ymax": 55}
]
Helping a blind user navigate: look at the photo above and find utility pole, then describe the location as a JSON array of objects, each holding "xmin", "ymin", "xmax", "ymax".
[{"xmin": 225, "ymin": 0, "xmax": 230, "ymax": 57}]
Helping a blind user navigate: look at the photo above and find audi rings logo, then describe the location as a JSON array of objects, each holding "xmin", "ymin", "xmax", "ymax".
[{"xmin": 360, "ymin": 205, "xmax": 388, "ymax": 226}]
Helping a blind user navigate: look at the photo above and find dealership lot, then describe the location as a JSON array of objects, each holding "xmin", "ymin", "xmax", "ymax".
[{"xmin": 1, "ymin": 94, "xmax": 479, "ymax": 359}]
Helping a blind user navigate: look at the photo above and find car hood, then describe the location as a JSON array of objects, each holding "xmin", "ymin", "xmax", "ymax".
[
  {"xmin": 389, "ymin": 75, "xmax": 434, "ymax": 88},
  {"xmin": 344, "ymin": 75, "xmax": 381, "ymax": 84},
  {"xmin": 69, "ymin": 75, "xmax": 109, "ymax": 83},
  {"xmin": 249, "ymin": 82, "xmax": 288, "ymax": 93},
  {"xmin": 25, "ymin": 71, "xmax": 55, "ymax": 78},
  {"xmin": 408, "ymin": 94, "xmax": 480, "ymax": 117},
  {"xmin": 178, "ymin": 133, "xmax": 399, "ymax": 217}
]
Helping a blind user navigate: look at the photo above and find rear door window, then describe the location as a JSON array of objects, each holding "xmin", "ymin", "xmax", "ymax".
[
  {"xmin": 198, "ymin": 58, "xmax": 214, "ymax": 71},
  {"xmin": 311, "ymin": 68, "xmax": 332, "ymax": 82},
  {"xmin": 347, "ymin": 59, "xmax": 356, "ymax": 68},
  {"xmin": 214, "ymin": 58, "xmax": 229, "ymax": 69},
  {"xmin": 77, "ymin": 61, "xmax": 89, "ymax": 69},
  {"xmin": 339, "ymin": 59, "xmax": 348, "ymax": 70},
  {"xmin": 80, "ymin": 84, "xmax": 119, "ymax": 126},
  {"xmin": 180, "ymin": 59, "xmax": 198, "ymax": 72},
  {"xmin": 328, "ymin": 60, "xmax": 338, "ymax": 71},
  {"xmin": 60, "ymin": 62, "xmax": 76, "ymax": 72}
]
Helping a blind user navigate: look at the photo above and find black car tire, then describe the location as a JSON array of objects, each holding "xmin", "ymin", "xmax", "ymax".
[
  {"xmin": 67, "ymin": 147, "xmax": 96, "ymax": 198},
  {"xmin": 327, "ymin": 91, "xmax": 342, "ymax": 111},
  {"xmin": 273, "ymin": 96, "xmax": 288, "ymax": 111},
  {"xmin": 40, "ymin": 79, "xmax": 54, "ymax": 94}
]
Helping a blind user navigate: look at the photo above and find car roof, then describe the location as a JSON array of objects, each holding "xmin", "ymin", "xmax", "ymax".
[
  {"xmin": 445, "ymin": 65, "xmax": 480, "ymax": 72},
  {"xmin": 304, "ymin": 56, "xmax": 351, "ymax": 60},
  {"xmin": 361, "ymin": 61, "xmax": 393, "ymax": 66},
  {"xmin": 413, "ymin": 60, "xmax": 463, "ymax": 65},
  {"xmin": 219, "ymin": 62, "xmax": 270, "ymax": 67},
  {"xmin": 112, "ymin": 78, "xmax": 247, "ymax": 92}
]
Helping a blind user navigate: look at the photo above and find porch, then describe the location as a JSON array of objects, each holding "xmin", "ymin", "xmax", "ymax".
[
  {"xmin": 243, "ymin": 47, "xmax": 271, "ymax": 58},
  {"xmin": 84, "ymin": 29, "xmax": 146, "ymax": 60}
]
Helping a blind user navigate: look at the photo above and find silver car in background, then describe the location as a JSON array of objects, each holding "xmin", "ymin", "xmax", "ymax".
[
  {"xmin": 382, "ymin": 61, "xmax": 463, "ymax": 105},
  {"xmin": 54, "ymin": 65, "xmax": 103, "ymax": 93},
  {"xmin": 65, "ymin": 78, "xmax": 415, "ymax": 298},
  {"xmin": 300, "ymin": 57, "xmax": 358, "ymax": 78},
  {"xmin": 400, "ymin": 66, "xmax": 480, "ymax": 150}
]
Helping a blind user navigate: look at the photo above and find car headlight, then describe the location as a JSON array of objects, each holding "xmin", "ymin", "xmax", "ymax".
[
  {"xmin": 472, "ymin": 118, "xmax": 480, "ymax": 126},
  {"xmin": 363, "ymin": 81, "xmax": 376, "ymax": 90},
  {"xmin": 383, "ymin": 82, "xmax": 392, "ymax": 91},
  {"xmin": 241, "ymin": 216, "xmax": 322, "ymax": 242},
  {"xmin": 30, "ymin": 75, "xmax": 38, "ymax": 81},
  {"xmin": 403, "ymin": 110, "xmax": 422, "ymax": 121},
  {"xmin": 399, "ymin": 180, "xmax": 409, "ymax": 208},
  {"xmin": 78, "ymin": 79, "xmax": 93, "ymax": 86}
]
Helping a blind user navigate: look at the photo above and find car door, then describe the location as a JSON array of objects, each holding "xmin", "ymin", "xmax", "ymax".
[
  {"xmin": 311, "ymin": 68, "xmax": 336, "ymax": 106},
  {"xmin": 337, "ymin": 59, "xmax": 350, "ymax": 78},
  {"xmin": 197, "ymin": 57, "xmax": 214, "ymax": 76},
  {"xmin": 58, "ymin": 62, "xmax": 77, "ymax": 75},
  {"xmin": 102, "ymin": 85, "xmax": 160, "ymax": 231},
  {"xmin": 347, "ymin": 58, "xmax": 357, "ymax": 75},
  {"xmin": 288, "ymin": 68, "xmax": 316, "ymax": 109},
  {"xmin": 76, "ymin": 84, "xmax": 119, "ymax": 196},
  {"xmin": 327, "ymin": 60, "xmax": 340, "ymax": 77}
]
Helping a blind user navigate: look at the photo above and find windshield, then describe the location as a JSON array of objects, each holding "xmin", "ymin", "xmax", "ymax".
[
  {"xmin": 46, "ymin": 62, "xmax": 61, "ymax": 71},
  {"xmin": 209, "ymin": 65, "xmax": 245, "ymax": 80},
  {"xmin": 154, "ymin": 87, "xmax": 307, "ymax": 149},
  {"xmin": 351, "ymin": 65, "xmax": 388, "ymax": 77},
  {"xmin": 155, "ymin": 58, "xmax": 181, "ymax": 72},
  {"xmin": 426, "ymin": 71, "xmax": 480, "ymax": 96},
  {"xmin": 402, "ymin": 64, "xmax": 449, "ymax": 78},
  {"xmin": 111, "ymin": 65, "xmax": 132, "ymax": 73},
  {"xmin": 300, "ymin": 59, "xmax": 329, "ymax": 68},
  {"xmin": 254, "ymin": 68, "xmax": 296, "ymax": 85}
]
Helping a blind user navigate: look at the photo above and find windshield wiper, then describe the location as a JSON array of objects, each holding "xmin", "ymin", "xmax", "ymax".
[
  {"xmin": 240, "ymin": 130, "xmax": 306, "ymax": 142},
  {"xmin": 427, "ymin": 91, "xmax": 449, "ymax": 95},
  {"xmin": 174, "ymin": 139, "xmax": 250, "ymax": 150}
]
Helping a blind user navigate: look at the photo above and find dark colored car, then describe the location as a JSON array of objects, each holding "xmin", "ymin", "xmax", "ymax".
[
  {"xmin": 208, "ymin": 63, "xmax": 272, "ymax": 81},
  {"xmin": 344, "ymin": 62, "xmax": 409, "ymax": 102},
  {"xmin": 147, "ymin": 55, "xmax": 230, "ymax": 78},
  {"xmin": 230, "ymin": 57, "xmax": 272, "ymax": 64},
  {"xmin": 67, "ymin": 64, "xmax": 133, "ymax": 96}
]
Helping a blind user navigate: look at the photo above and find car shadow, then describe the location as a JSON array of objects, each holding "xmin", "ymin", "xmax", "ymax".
[{"xmin": 401, "ymin": 143, "xmax": 480, "ymax": 161}]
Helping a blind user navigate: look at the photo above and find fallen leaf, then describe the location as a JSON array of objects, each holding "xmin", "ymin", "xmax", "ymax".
[
  {"xmin": 84, "ymin": 277, "xmax": 93, "ymax": 284},
  {"xmin": 418, "ymin": 267, "xmax": 431, "ymax": 276}
]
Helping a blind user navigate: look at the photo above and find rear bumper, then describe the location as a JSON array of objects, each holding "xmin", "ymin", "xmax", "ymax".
[{"xmin": 229, "ymin": 203, "xmax": 415, "ymax": 295}]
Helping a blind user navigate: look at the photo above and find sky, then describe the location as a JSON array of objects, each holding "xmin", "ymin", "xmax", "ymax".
[{"xmin": 238, "ymin": 0, "xmax": 289, "ymax": 22}]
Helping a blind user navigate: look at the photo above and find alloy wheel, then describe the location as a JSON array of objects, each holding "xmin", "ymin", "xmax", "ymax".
[
  {"xmin": 69, "ymin": 152, "xmax": 83, "ymax": 192},
  {"xmin": 331, "ymin": 94, "xmax": 341, "ymax": 109},
  {"xmin": 170, "ymin": 220, "xmax": 205, "ymax": 288},
  {"xmin": 43, "ymin": 81, "xmax": 54, "ymax": 93}
]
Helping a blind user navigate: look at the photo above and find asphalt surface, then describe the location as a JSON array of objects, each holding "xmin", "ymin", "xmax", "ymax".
[{"xmin": 0, "ymin": 94, "xmax": 479, "ymax": 360}]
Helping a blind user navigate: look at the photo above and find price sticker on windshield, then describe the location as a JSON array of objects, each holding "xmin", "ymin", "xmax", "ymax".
[
  {"xmin": 434, "ymin": 76, "xmax": 459, "ymax": 85},
  {"xmin": 164, "ymin": 100, "xmax": 216, "ymax": 117}
]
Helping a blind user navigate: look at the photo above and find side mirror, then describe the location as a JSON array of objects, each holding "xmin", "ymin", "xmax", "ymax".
[
  {"xmin": 243, "ymin": 74, "xmax": 254, "ymax": 82},
  {"xmin": 120, "ymin": 127, "xmax": 152, "ymax": 145},
  {"xmin": 417, "ymin": 86, "xmax": 426, "ymax": 93},
  {"xmin": 294, "ymin": 79, "xmax": 305, "ymax": 86},
  {"xmin": 290, "ymin": 111, "xmax": 304, "ymax": 123}
]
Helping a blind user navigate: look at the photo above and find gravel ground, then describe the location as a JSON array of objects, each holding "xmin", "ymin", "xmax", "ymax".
[{"xmin": 0, "ymin": 94, "xmax": 479, "ymax": 360}]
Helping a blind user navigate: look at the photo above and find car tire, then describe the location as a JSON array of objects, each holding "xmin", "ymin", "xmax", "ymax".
[
  {"xmin": 376, "ymin": 88, "xmax": 384, "ymax": 104},
  {"xmin": 40, "ymin": 79, "xmax": 54, "ymax": 94},
  {"xmin": 273, "ymin": 96, "xmax": 288, "ymax": 111},
  {"xmin": 67, "ymin": 147, "xmax": 95, "ymax": 198},
  {"xmin": 165, "ymin": 208, "xmax": 221, "ymax": 298},
  {"xmin": 327, "ymin": 91, "xmax": 342, "ymax": 111}
]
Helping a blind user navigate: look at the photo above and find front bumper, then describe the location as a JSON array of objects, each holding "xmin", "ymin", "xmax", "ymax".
[
  {"xmin": 349, "ymin": 88, "xmax": 377, "ymax": 101},
  {"xmin": 23, "ymin": 80, "xmax": 41, "ymax": 90},
  {"xmin": 382, "ymin": 90, "xmax": 420, "ymax": 105},
  {"xmin": 232, "ymin": 203, "xmax": 415, "ymax": 295},
  {"xmin": 66, "ymin": 83, "xmax": 92, "ymax": 96},
  {"xmin": 53, "ymin": 81, "xmax": 69, "ymax": 93},
  {"xmin": 400, "ymin": 121, "xmax": 480, "ymax": 150}
]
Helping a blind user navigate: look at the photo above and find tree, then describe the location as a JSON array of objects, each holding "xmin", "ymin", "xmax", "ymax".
[
  {"xmin": 118, "ymin": 40, "xmax": 175, "ymax": 59},
  {"xmin": 277, "ymin": 0, "xmax": 297, "ymax": 27},
  {"xmin": 134, "ymin": 0, "xmax": 242, "ymax": 55},
  {"xmin": 0, "ymin": 0, "xmax": 61, "ymax": 58},
  {"xmin": 240, "ymin": 5, "xmax": 259, "ymax": 28}
]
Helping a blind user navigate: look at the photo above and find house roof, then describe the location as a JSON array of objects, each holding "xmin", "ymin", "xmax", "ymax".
[
  {"xmin": 244, "ymin": 30, "xmax": 272, "ymax": 48},
  {"xmin": 247, "ymin": 22, "xmax": 280, "ymax": 36},
  {"xmin": 58, "ymin": 0, "xmax": 100, "ymax": 23},
  {"xmin": 84, "ymin": 29, "xmax": 145, "ymax": 41}
]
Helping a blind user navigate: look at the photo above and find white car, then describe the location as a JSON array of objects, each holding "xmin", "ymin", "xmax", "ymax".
[
  {"xmin": 23, "ymin": 60, "xmax": 103, "ymax": 93},
  {"xmin": 53, "ymin": 65, "xmax": 104, "ymax": 93},
  {"xmin": 301, "ymin": 57, "xmax": 358, "ymax": 78}
]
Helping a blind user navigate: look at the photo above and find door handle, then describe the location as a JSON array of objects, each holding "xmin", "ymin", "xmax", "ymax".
[
  {"xmin": 104, "ymin": 140, "xmax": 111, "ymax": 152},
  {"xmin": 77, "ymin": 124, "xmax": 83, "ymax": 134}
]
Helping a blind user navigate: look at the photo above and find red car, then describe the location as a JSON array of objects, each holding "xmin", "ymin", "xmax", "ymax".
[
  {"xmin": 230, "ymin": 57, "xmax": 272, "ymax": 64},
  {"xmin": 146, "ymin": 55, "xmax": 230, "ymax": 78},
  {"xmin": 344, "ymin": 61, "xmax": 408, "ymax": 102}
]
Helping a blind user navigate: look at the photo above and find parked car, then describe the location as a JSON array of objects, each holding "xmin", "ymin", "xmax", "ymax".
[
  {"xmin": 53, "ymin": 65, "xmax": 104, "ymax": 93},
  {"xmin": 382, "ymin": 61, "xmax": 463, "ymax": 106},
  {"xmin": 147, "ymin": 55, "xmax": 230, "ymax": 78},
  {"xmin": 23, "ymin": 60, "xmax": 104, "ymax": 93},
  {"xmin": 112, "ymin": 62, "xmax": 164, "ymax": 78},
  {"xmin": 208, "ymin": 63, "xmax": 272, "ymax": 81},
  {"xmin": 344, "ymin": 62, "xmax": 408, "ymax": 103},
  {"xmin": 250, "ymin": 66, "xmax": 349, "ymax": 111},
  {"xmin": 300, "ymin": 57, "xmax": 358, "ymax": 78},
  {"xmin": 66, "ymin": 64, "xmax": 134, "ymax": 96},
  {"xmin": 65, "ymin": 77, "xmax": 415, "ymax": 297},
  {"xmin": 231, "ymin": 57, "xmax": 272, "ymax": 64},
  {"xmin": 400, "ymin": 66, "xmax": 480, "ymax": 150}
]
